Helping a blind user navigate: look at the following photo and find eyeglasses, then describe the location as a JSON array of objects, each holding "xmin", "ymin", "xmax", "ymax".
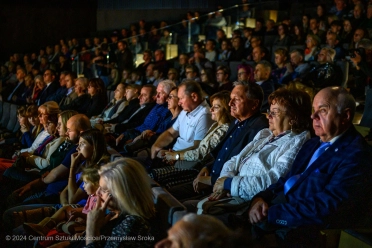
[
  {"xmin": 168, "ymin": 95, "xmax": 178, "ymax": 100},
  {"xmin": 267, "ymin": 109, "xmax": 285, "ymax": 117}
]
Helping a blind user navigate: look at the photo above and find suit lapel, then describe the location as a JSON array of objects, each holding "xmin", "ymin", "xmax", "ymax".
[{"xmin": 286, "ymin": 127, "xmax": 357, "ymax": 194}]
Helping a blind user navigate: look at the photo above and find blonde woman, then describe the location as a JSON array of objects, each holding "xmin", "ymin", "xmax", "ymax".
[{"xmin": 84, "ymin": 158, "xmax": 155, "ymax": 247}]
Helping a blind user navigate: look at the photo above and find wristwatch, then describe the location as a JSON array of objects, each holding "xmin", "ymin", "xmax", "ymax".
[{"xmin": 175, "ymin": 154, "xmax": 180, "ymax": 160}]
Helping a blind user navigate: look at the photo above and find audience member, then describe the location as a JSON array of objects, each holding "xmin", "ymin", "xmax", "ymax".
[
  {"xmin": 216, "ymin": 65, "xmax": 233, "ymax": 91},
  {"xmin": 200, "ymin": 88, "xmax": 311, "ymax": 213},
  {"xmin": 151, "ymin": 80, "xmax": 213, "ymax": 164},
  {"xmin": 304, "ymin": 47, "xmax": 343, "ymax": 88},
  {"xmin": 248, "ymin": 87, "xmax": 372, "ymax": 245},
  {"xmin": 254, "ymin": 60, "xmax": 277, "ymax": 112},
  {"xmin": 151, "ymin": 91, "xmax": 232, "ymax": 188},
  {"xmin": 168, "ymin": 82, "xmax": 268, "ymax": 201}
]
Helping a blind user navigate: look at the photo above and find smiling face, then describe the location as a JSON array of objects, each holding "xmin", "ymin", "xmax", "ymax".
[
  {"xmin": 138, "ymin": 86, "xmax": 155, "ymax": 105},
  {"xmin": 77, "ymin": 137, "xmax": 93, "ymax": 159}
]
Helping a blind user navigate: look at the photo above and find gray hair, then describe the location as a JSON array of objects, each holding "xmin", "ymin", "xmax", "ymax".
[
  {"xmin": 358, "ymin": 38, "xmax": 372, "ymax": 50},
  {"xmin": 257, "ymin": 60, "xmax": 272, "ymax": 73},
  {"xmin": 76, "ymin": 77, "xmax": 88, "ymax": 89},
  {"xmin": 158, "ymin": 80, "xmax": 176, "ymax": 94},
  {"xmin": 233, "ymin": 81, "xmax": 264, "ymax": 112},
  {"xmin": 325, "ymin": 87, "xmax": 356, "ymax": 122}
]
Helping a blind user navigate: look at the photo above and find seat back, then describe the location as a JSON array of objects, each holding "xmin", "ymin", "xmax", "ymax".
[
  {"xmin": 0, "ymin": 102, "xmax": 11, "ymax": 128},
  {"xmin": 360, "ymin": 89, "xmax": 372, "ymax": 128},
  {"xmin": 152, "ymin": 187, "xmax": 187, "ymax": 239},
  {"xmin": 335, "ymin": 60, "xmax": 349, "ymax": 87},
  {"xmin": 229, "ymin": 61, "xmax": 241, "ymax": 81},
  {"xmin": 6, "ymin": 103, "xmax": 18, "ymax": 132},
  {"xmin": 290, "ymin": 44, "xmax": 305, "ymax": 52}
]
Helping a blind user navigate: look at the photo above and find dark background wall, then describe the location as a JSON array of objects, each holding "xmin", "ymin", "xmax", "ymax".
[{"xmin": 0, "ymin": 0, "xmax": 97, "ymax": 62}]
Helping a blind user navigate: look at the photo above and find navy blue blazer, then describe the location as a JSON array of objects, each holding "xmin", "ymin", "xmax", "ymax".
[
  {"xmin": 38, "ymin": 81, "xmax": 60, "ymax": 105},
  {"xmin": 208, "ymin": 113, "xmax": 269, "ymax": 184},
  {"xmin": 256, "ymin": 126, "xmax": 372, "ymax": 229}
]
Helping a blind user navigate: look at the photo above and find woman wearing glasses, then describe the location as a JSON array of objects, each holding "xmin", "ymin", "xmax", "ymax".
[{"xmin": 205, "ymin": 88, "xmax": 311, "ymax": 204}]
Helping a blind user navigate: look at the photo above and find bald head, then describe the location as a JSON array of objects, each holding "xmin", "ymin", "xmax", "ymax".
[
  {"xmin": 66, "ymin": 114, "xmax": 91, "ymax": 143},
  {"xmin": 311, "ymin": 87, "xmax": 355, "ymax": 142}
]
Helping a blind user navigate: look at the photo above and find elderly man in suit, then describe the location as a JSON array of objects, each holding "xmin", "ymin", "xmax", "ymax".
[{"xmin": 248, "ymin": 86, "xmax": 372, "ymax": 245}]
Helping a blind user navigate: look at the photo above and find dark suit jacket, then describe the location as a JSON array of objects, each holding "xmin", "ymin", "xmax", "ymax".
[
  {"xmin": 60, "ymin": 93, "xmax": 91, "ymax": 113},
  {"xmin": 258, "ymin": 78, "xmax": 276, "ymax": 112},
  {"xmin": 6, "ymin": 81, "xmax": 26, "ymax": 104},
  {"xmin": 46, "ymin": 86, "xmax": 67, "ymax": 103},
  {"xmin": 114, "ymin": 102, "xmax": 156, "ymax": 134},
  {"xmin": 38, "ymin": 81, "xmax": 60, "ymax": 105},
  {"xmin": 105, "ymin": 98, "xmax": 140, "ymax": 125},
  {"xmin": 256, "ymin": 126, "xmax": 372, "ymax": 229},
  {"xmin": 208, "ymin": 113, "xmax": 269, "ymax": 184}
]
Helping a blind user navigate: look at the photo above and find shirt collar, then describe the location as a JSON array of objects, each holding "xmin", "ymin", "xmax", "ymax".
[{"xmin": 186, "ymin": 100, "xmax": 208, "ymax": 117}]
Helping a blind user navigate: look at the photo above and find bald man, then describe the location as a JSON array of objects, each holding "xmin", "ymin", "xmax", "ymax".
[{"xmin": 1, "ymin": 114, "xmax": 91, "ymax": 209}]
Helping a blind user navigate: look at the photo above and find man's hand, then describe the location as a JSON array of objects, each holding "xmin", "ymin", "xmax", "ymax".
[
  {"xmin": 141, "ymin": 130, "xmax": 155, "ymax": 140},
  {"xmin": 193, "ymin": 167, "xmax": 210, "ymax": 193},
  {"xmin": 151, "ymin": 145, "xmax": 162, "ymax": 159},
  {"xmin": 248, "ymin": 197, "xmax": 269, "ymax": 224},
  {"xmin": 212, "ymin": 176, "xmax": 228, "ymax": 193},
  {"xmin": 14, "ymin": 183, "xmax": 32, "ymax": 197}
]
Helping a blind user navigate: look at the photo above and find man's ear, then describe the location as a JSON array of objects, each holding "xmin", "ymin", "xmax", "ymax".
[
  {"xmin": 191, "ymin": 92, "xmax": 198, "ymax": 101},
  {"xmin": 342, "ymin": 108, "xmax": 352, "ymax": 123}
]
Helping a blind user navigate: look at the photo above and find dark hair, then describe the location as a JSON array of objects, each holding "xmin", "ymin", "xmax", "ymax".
[
  {"xmin": 210, "ymin": 91, "xmax": 233, "ymax": 124},
  {"xmin": 201, "ymin": 67, "xmax": 218, "ymax": 88},
  {"xmin": 185, "ymin": 64, "xmax": 199, "ymax": 76},
  {"xmin": 142, "ymin": 84, "xmax": 157, "ymax": 98},
  {"xmin": 179, "ymin": 80, "xmax": 203, "ymax": 99},
  {"xmin": 80, "ymin": 129, "xmax": 108, "ymax": 166},
  {"xmin": 88, "ymin": 78, "xmax": 106, "ymax": 96},
  {"xmin": 268, "ymin": 88, "xmax": 312, "ymax": 133},
  {"xmin": 217, "ymin": 65, "xmax": 231, "ymax": 77}
]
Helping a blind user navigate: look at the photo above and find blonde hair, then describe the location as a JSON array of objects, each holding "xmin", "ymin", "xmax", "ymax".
[
  {"xmin": 59, "ymin": 110, "xmax": 78, "ymax": 133},
  {"xmin": 99, "ymin": 158, "xmax": 155, "ymax": 219},
  {"xmin": 42, "ymin": 101, "xmax": 60, "ymax": 115}
]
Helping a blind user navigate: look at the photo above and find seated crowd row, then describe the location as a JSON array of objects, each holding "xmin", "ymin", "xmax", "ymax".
[{"xmin": 0, "ymin": 72, "xmax": 371, "ymax": 246}]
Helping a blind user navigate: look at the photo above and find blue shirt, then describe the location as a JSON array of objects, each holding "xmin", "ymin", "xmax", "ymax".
[
  {"xmin": 45, "ymin": 145, "xmax": 78, "ymax": 195},
  {"xmin": 155, "ymin": 115, "xmax": 178, "ymax": 134},
  {"xmin": 134, "ymin": 103, "xmax": 170, "ymax": 133},
  {"xmin": 210, "ymin": 119, "xmax": 249, "ymax": 185}
]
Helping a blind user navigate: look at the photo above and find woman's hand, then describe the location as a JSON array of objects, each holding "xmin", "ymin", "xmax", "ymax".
[
  {"xmin": 208, "ymin": 190, "xmax": 229, "ymax": 201},
  {"xmin": 70, "ymin": 152, "xmax": 83, "ymax": 170},
  {"xmin": 86, "ymin": 195, "xmax": 113, "ymax": 245},
  {"xmin": 14, "ymin": 183, "xmax": 32, "ymax": 197}
]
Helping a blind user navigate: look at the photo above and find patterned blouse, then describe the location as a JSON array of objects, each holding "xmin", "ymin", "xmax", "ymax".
[
  {"xmin": 85, "ymin": 214, "xmax": 153, "ymax": 248},
  {"xmin": 183, "ymin": 122, "xmax": 229, "ymax": 161}
]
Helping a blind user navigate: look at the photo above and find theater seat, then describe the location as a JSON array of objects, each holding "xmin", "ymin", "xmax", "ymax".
[
  {"xmin": 334, "ymin": 60, "xmax": 349, "ymax": 88},
  {"xmin": 152, "ymin": 186, "xmax": 187, "ymax": 238}
]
